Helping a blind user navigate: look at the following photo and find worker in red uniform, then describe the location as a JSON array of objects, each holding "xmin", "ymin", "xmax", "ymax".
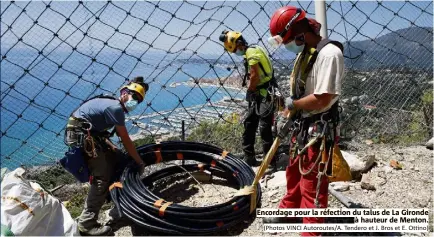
[{"xmin": 263, "ymin": 6, "xmax": 345, "ymax": 237}]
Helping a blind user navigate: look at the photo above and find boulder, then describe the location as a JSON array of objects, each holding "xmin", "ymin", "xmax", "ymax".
[
  {"xmin": 341, "ymin": 151, "xmax": 376, "ymax": 179},
  {"xmin": 425, "ymin": 137, "xmax": 433, "ymax": 150}
]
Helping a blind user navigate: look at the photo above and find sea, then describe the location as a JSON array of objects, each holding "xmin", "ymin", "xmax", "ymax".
[{"xmin": 1, "ymin": 49, "xmax": 244, "ymax": 169}]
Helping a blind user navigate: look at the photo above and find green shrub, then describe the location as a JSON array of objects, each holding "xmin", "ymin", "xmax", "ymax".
[
  {"xmin": 187, "ymin": 113, "xmax": 244, "ymax": 153},
  {"xmin": 187, "ymin": 113, "xmax": 263, "ymax": 155},
  {"xmin": 133, "ymin": 135, "xmax": 156, "ymax": 147},
  {"xmin": 25, "ymin": 165, "xmax": 76, "ymax": 190},
  {"xmin": 388, "ymin": 89, "xmax": 433, "ymax": 144},
  {"xmin": 63, "ymin": 186, "xmax": 112, "ymax": 219},
  {"xmin": 64, "ymin": 186, "xmax": 89, "ymax": 218},
  {"xmin": 421, "ymin": 89, "xmax": 433, "ymax": 137}
]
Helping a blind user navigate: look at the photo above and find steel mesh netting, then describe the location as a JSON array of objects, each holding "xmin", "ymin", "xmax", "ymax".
[
  {"xmin": 325, "ymin": 1, "xmax": 433, "ymax": 143},
  {"xmin": 0, "ymin": 1, "xmax": 432, "ymax": 185}
]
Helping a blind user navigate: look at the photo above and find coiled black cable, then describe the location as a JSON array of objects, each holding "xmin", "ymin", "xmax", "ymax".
[{"xmin": 110, "ymin": 141, "xmax": 261, "ymax": 235}]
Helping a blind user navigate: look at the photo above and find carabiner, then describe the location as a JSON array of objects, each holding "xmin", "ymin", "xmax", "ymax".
[
  {"xmin": 293, "ymin": 120, "xmax": 301, "ymax": 130},
  {"xmin": 320, "ymin": 112, "xmax": 327, "ymax": 124},
  {"xmin": 83, "ymin": 122, "xmax": 93, "ymax": 131},
  {"xmin": 85, "ymin": 122, "xmax": 92, "ymax": 131}
]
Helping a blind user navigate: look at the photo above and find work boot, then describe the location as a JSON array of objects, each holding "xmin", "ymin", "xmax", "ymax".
[
  {"xmin": 243, "ymin": 154, "xmax": 258, "ymax": 166},
  {"xmin": 79, "ymin": 224, "xmax": 112, "ymax": 236}
]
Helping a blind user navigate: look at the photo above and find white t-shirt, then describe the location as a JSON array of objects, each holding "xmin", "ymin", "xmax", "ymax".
[{"xmin": 302, "ymin": 43, "xmax": 345, "ymax": 117}]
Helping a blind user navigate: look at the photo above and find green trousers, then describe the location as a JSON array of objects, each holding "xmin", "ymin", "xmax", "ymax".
[{"xmin": 77, "ymin": 144, "xmax": 120, "ymax": 231}]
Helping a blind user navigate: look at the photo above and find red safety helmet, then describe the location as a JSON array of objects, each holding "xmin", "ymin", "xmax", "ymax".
[{"xmin": 268, "ymin": 6, "xmax": 306, "ymax": 47}]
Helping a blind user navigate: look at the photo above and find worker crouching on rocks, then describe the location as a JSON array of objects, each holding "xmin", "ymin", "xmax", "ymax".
[
  {"xmin": 263, "ymin": 6, "xmax": 345, "ymax": 236},
  {"xmin": 64, "ymin": 76, "xmax": 148, "ymax": 236},
  {"xmin": 219, "ymin": 30, "xmax": 282, "ymax": 169}
]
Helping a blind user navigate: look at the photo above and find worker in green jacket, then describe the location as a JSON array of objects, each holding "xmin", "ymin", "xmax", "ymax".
[{"xmin": 219, "ymin": 30, "xmax": 278, "ymax": 168}]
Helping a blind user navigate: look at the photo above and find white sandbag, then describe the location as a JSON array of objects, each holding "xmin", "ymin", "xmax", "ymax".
[{"xmin": 1, "ymin": 168, "xmax": 80, "ymax": 236}]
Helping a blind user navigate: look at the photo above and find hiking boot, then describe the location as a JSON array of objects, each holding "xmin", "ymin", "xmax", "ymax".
[
  {"xmin": 105, "ymin": 218, "xmax": 130, "ymax": 232},
  {"xmin": 79, "ymin": 224, "xmax": 112, "ymax": 236}
]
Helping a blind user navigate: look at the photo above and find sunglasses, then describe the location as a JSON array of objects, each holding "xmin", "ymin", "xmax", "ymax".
[
  {"xmin": 130, "ymin": 91, "xmax": 142, "ymax": 103},
  {"xmin": 122, "ymin": 89, "xmax": 142, "ymax": 103}
]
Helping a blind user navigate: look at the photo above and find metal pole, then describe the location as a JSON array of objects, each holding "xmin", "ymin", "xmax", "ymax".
[
  {"xmin": 314, "ymin": 0, "xmax": 328, "ymax": 38},
  {"xmin": 181, "ymin": 120, "xmax": 185, "ymax": 141},
  {"xmin": 181, "ymin": 120, "xmax": 185, "ymax": 166}
]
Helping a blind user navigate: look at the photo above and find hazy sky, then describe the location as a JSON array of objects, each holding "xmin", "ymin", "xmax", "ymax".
[{"xmin": 1, "ymin": 1, "xmax": 432, "ymax": 58}]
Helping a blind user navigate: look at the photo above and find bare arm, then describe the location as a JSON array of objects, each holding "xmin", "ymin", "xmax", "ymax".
[
  {"xmin": 116, "ymin": 125, "xmax": 144, "ymax": 165},
  {"xmin": 283, "ymin": 93, "xmax": 335, "ymax": 116},
  {"xmin": 294, "ymin": 93, "xmax": 335, "ymax": 111},
  {"xmin": 248, "ymin": 64, "xmax": 260, "ymax": 91}
]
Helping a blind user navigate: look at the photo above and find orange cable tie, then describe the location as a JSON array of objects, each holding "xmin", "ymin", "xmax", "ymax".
[
  {"xmin": 109, "ymin": 182, "xmax": 123, "ymax": 191},
  {"xmin": 221, "ymin": 150, "xmax": 228, "ymax": 159},
  {"xmin": 155, "ymin": 148, "xmax": 163, "ymax": 163},
  {"xmin": 154, "ymin": 199, "xmax": 165, "ymax": 208},
  {"xmin": 159, "ymin": 202, "xmax": 173, "ymax": 217}
]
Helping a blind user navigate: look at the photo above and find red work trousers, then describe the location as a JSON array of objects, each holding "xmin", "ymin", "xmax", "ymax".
[{"xmin": 278, "ymin": 139, "xmax": 329, "ymax": 236}]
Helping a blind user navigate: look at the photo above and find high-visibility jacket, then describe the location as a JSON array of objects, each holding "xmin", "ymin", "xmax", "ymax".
[{"xmin": 244, "ymin": 45, "xmax": 273, "ymax": 97}]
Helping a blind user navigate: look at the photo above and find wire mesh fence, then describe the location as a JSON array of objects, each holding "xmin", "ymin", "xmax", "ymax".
[{"xmin": 1, "ymin": 1, "xmax": 432, "ymax": 187}]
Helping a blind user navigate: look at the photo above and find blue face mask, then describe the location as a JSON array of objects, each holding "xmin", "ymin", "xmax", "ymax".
[
  {"xmin": 125, "ymin": 99, "xmax": 138, "ymax": 112},
  {"xmin": 235, "ymin": 49, "xmax": 245, "ymax": 56},
  {"xmin": 284, "ymin": 40, "xmax": 305, "ymax": 54}
]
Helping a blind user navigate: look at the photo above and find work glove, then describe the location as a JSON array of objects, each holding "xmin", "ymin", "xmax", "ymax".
[
  {"xmin": 276, "ymin": 114, "xmax": 293, "ymax": 139},
  {"xmin": 246, "ymin": 90, "xmax": 258, "ymax": 103},
  {"xmin": 285, "ymin": 96, "xmax": 295, "ymax": 110}
]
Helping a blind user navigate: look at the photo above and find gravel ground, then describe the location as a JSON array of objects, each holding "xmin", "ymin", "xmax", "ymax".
[{"xmin": 100, "ymin": 144, "xmax": 432, "ymax": 236}]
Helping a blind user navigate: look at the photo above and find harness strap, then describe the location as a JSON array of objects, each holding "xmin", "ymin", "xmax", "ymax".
[
  {"xmin": 293, "ymin": 39, "xmax": 344, "ymax": 99},
  {"xmin": 64, "ymin": 94, "xmax": 122, "ymax": 146},
  {"xmin": 242, "ymin": 45, "xmax": 274, "ymax": 88}
]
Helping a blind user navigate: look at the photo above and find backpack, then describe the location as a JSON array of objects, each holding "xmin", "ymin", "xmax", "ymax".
[{"xmin": 61, "ymin": 94, "xmax": 120, "ymax": 182}]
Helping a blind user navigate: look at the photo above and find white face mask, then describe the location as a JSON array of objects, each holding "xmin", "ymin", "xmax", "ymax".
[
  {"xmin": 284, "ymin": 40, "xmax": 305, "ymax": 54},
  {"xmin": 235, "ymin": 49, "xmax": 246, "ymax": 56},
  {"xmin": 125, "ymin": 98, "xmax": 138, "ymax": 112}
]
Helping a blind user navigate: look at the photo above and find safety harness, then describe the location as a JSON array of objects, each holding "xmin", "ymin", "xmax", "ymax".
[
  {"xmin": 64, "ymin": 94, "xmax": 123, "ymax": 155},
  {"xmin": 242, "ymin": 45, "xmax": 285, "ymax": 117},
  {"xmin": 289, "ymin": 39, "xmax": 346, "ymax": 207},
  {"xmin": 61, "ymin": 94, "xmax": 125, "ymax": 183}
]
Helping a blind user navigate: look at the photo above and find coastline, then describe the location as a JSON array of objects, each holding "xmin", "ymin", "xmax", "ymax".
[
  {"xmin": 128, "ymin": 76, "xmax": 254, "ymax": 142},
  {"xmin": 169, "ymin": 76, "xmax": 247, "ymax": 92},
  {"xmin": 128, "ymin": 94, "xmax": 247, "ymax": 142}
]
